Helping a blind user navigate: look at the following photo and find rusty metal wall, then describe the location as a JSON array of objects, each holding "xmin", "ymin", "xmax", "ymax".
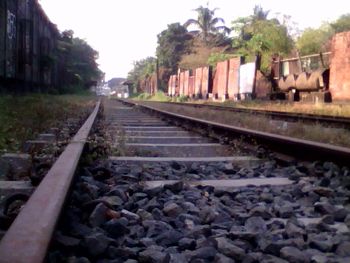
[
  {"xmin": 194, "ymin": 67, "xmax": 202, "ymax": 97},
  {"xmin": 255, "ymin": 70, "xmax": 272, "ymax": 98},
  {"xmin": 215, "ymin": 60, "xmax": 229, "ymax": 100},
  {"xmin": 201, "ymin": 66, "xmax": 210, "ymax": 98},
  {"xmin": 0, "ymin": 1, "xmax": 6, "ymax": 77},
  {"xmin": 227, "ymin": 57, "xmax": 240, "ymax": 100},
  {"xmin": 183, "ymin": 70, "xmax": 190, "ymax": 97},
  {"xmin": 188, "ymin": 76, "xmax": 194, "ymax": 97},
  {"xmin": 0, "ymin": 0, "xmax": 59, "ymax": 90},
  {"xmin": 329, "ymin": 31, "xmax": 350, "ymax": 100}
]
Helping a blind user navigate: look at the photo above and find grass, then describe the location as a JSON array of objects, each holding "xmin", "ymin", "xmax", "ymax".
[
  {"xmin": 0, "ymin": 94, "xmax": 96, "ymax": 154},
  {"xmin": 136, "ymin": 101, "xmax": 350, "ymax": 148},
  {"xmin": 209, "ymin": 100, "xmax": 350, "ymax": 118},
  {"xmin": 132, "ymin": 91, "xmax": 190, "ymax": 103}
]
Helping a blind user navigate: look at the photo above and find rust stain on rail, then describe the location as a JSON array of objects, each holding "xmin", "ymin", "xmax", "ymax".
[{"xmin": 0, "ymin": 100, "xmax": 101, "ymax": 263}]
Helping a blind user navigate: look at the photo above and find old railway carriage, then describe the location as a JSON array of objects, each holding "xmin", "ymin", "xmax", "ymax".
[{"xmin": 0, "ymin": 0, "xmax": 59, "ymax": 92}]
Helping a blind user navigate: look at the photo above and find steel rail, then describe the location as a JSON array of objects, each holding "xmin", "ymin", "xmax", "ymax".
[
  {"xmin": 148, "ymin": 101, "xmax": 350, "ymax": 128},
  {"xmin": 0, "ymin": 100, "xmax": 101, "ymax": 263},
  {"xmin": 122, "ymin": 99, "xmax": 350, "ymax": 165}
]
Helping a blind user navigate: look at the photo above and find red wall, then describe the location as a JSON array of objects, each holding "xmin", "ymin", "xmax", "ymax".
[
  {"xmin": 329, "ymin": 31, "xmax": 350, "ymax": 101},
  {"xmin": 212, "ymin": 61, "xmax": 229, "ymax": 99},
  {"xmin": 227, "ymin": 58, "xmax": 240, "ymax": 99}
]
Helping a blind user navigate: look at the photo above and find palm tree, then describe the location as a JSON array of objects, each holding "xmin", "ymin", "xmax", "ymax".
[
  {"xmin": 184, "ymin": 5, "xmax": 230, "ymax": 44},
  {"xmin": 252, "ymin": 5, "xmax": 270, "ymax": 21}
]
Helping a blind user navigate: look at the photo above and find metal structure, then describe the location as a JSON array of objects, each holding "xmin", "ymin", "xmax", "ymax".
[
  {"xmin": 271, "ymin": 52, "xmax": 332, "ymax": 101},
  {"xmin": 0, "ymin": 0, "xmax": 59, "ymax": 92}
]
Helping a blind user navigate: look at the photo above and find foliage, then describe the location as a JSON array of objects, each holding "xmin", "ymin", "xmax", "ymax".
[
  {"xmin": 331, "ymin": 14, "xmax": 350, "ymax": 33},
  {"xmin": 231, "ymin": 5, "xmax": 293, "ymax": 72},
  {"xmin": 296, "ymin": 26, "xmax": 333, "ymax": 55},
  {"xmin": 175, "ymin": 95, "xmax": 189, "ymax": 103},
  {"xmin": 296, "ymin": 14, "xmax": 350, "ymax": 55},
  {"xmin": 207, "ymin": 53, "xmax": 236, "ymax": 67},
  {"xmin": 156, "ymin": 23, "xmax": 193, "ymax": 73},
  {"xmin": 134, "ymin": 91, "xmax": 171, "ymax": 102},
  {"xmin": 179, "ymin": 38, "xmax": 229, "ymax": 69},
  {"xmin": 58, "ymin": 30, "xmax": 103, "ymax": 93},
  {"xmin": 184, "ymin": 5, "xmax": 230, "ymax": 45},
  {"xmin": 127, "ymin": 57, "xmax": 157, "ymax": 92}
]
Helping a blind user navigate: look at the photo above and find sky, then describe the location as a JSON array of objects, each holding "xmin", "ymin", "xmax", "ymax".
[{"xmin": 38, "ymin": 0, "xmax": 350, "ymax": 80}]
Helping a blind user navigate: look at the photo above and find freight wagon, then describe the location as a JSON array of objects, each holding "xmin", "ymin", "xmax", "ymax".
[{"xmin": 0, "ymin": 0, "xmax": 59, "ymax": 92}]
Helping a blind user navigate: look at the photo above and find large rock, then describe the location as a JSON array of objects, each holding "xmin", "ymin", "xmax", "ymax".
[
  {"xmin": 215, "ymin": 237, "xmax": 245, "ymax": 259},
  {"xmin": 190, "ymin": 246, "xmax": 217, "ymax": 261},
  {"xmin": 280, "ymin": 246, "xmax": 310, "ymax": 263},
  {"xmin": 84, "ymin": 232, "xmax": 110, "ymax": 256},
  {"xmin": 215, "ymin": 253, "xmax": 236, "ymax": 263},
  {"xmin": 89, "ymin": 203, "xmax": 109, "ymax": 227},
  {"xmin": 245, "ymin": 216, "xmax": 267, "ymax": 234},
  {"xmin": 139, "ymin": 247, "xmax": 167, "ymax": 263},
  {"xmin": 335, "ymin": 241, "xmax": 350, "ymax": 256},
  {"xmin": 103, "ymin": 218, "xmax": 130, "ymax": 238},
  {"xmin": 163, "ymin": 202, "xmax": 183, "ymax": 217}
]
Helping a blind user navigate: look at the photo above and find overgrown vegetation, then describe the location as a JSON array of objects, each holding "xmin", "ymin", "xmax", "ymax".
[
  {"xmin": 0, "ymin": 95, "xmax": 95, "ymax": 154},
  {"xmin": 132, "ymin": 91, "xmax": 189, "ymax": 103}
]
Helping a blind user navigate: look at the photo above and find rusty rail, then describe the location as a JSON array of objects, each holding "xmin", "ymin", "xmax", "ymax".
[
  {"xmin": 122, "ymin": 99, "xmax": 350, "ymax": 165},
  {"xmin": 0, "ymin": 100, "xmax": 101, "ymax": 263}
]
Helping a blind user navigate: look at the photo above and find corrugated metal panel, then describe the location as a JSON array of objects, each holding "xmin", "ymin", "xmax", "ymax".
[
  {"xmin": 201, "ymin": 67, "xmax": 209, "ymax": 98},
  {"xmin": 194, "ymin": 67, "xmax": 202, "ymax": 97},
  {"xmin": 0, "ymin": 2, "xmax": 6, "ymax": 77},
  {"xmin": 239, "ymin": 62, "xmax": 256, "ymax": 94},
  {"xmin": 228, "ymin": 58, "xmax": 240, "ymax": 100},
  {"xmin": 6, "ymin": 0, "xmax": 18, "ymax": 78}
]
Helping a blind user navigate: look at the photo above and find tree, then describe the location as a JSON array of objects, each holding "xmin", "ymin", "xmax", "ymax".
[
  {"xmin": 331, "ymin": 14, "xmax": 350, "ymax": 33},
  {"xmin": 127, "ymin": 57, "xmax": 156, "ymax": 92},
  {"xmin": 156, "ymin": 23, "xmax": 192, "ymax": 73},
  {"xmin": 58, "ymin": 30, "xmax": 103, "ymax": 91},
  {"xmin": 252, "ymin": 5, "xmax": 270, "ymax": 21},
  {"xmin": 231, "ymin": 6, "xmax": 293, "ymax": 72},
  {"xmin": 296, "ymin": 26, "xmax": 333, "ymax": 55},
  {"xmin": 184, "ymin": 5, "xmax": 230, "ymax": 44}
]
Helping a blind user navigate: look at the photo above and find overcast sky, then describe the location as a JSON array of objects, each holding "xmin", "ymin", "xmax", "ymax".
[{"xmin": 39, "ymin": 0, "xmax": 349, "ymax": 80}]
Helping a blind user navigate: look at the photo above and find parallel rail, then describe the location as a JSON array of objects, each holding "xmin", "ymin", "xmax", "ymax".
[
  {"xmin": 122, "ymin": 99, "xmax": 350, "ymax": 165},
  {"xmin": 151, "ymin": 101, "xmax": 350, "ymax": 128},
  {"xmin": 0, "ymin": 100, "xmax": 101, "ymax": 263}
]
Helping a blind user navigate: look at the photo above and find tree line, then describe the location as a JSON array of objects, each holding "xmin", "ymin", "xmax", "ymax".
[
  {"xmin": 56, "ymin": 30, "xmax": 103, "ymax": 93},
  {"xmin": 127, "ymin": 5, "xmax": 350, "ymax": 93}
]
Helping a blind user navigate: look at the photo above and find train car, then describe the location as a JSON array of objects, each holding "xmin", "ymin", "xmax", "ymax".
[{"xmin": 0, "ymin": 0, "xmax": 59, "ymax": 92}]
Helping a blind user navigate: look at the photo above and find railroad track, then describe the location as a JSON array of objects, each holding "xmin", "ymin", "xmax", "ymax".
[
  {"xmin": 0, "ymin": 98, "xmax": 349, "ymax": 262},
  {"xmin": 146, "ymin": 101, "xmax": 350, "ymax": 129}
]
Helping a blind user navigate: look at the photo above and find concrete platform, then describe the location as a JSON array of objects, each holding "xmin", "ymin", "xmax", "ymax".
[
  {"xmin": 142, "ymin": 177, "xmax": 295, "ymax": 190},
  {"xmin": 119, "ymin": 123, "xmax": 168, "ymax": 127},
  {"xmin": 0, "ymin": 181, "xmax": 34, "ymax": 196},
  {"xmin": 125, "ymin": 130, "xmax": 191, "ymax": 137},
  {"xmin": 109, "ymin": 156, "xmax": 262, "ymax": 165},
  {"xmin": 125, "ymin": 143, "xmax": 233, "ymax": 157},
  {"xmin": 123, "ymin": 126, "xmax": 183, "ymax": 131},
  {"xmin": 123, "ymin": 136, "xmax": 209, "ymax": 144}
]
